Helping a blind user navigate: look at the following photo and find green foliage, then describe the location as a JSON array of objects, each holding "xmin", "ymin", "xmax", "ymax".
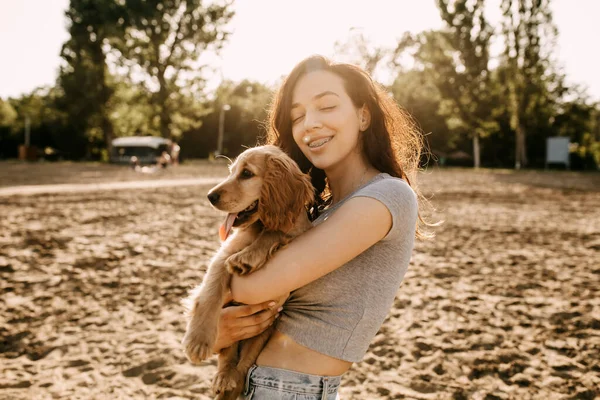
[
  {"xmin": 57, "ymin": 0, "xmax": 127, "ymax": 156},
  {"xmin": 1, "ymin": 88, "xmax": 76, "ymax": 158},
  {"xmin": 402, "ymin": 1, "xmax": 499, "ymax": 167},
  {"xmin": 390, "ymin": 70, "xmax": 456, "ymax": 155},
  {"xmin": 554, "ymin": 101, "xmax": 600, "ymax": 169},
  {"xmin": 383, "ymin": 0, "xmax": 598, "ymax": 169},
  {"xmin": 108, "ymin": 79, "xmax": 158, "ymax": 137},
  {"xmin": 0, "ymin": 98, "xmax": 17, "ymax": 127},
  {"xmin": 500, "ymin": 0, "xmax": 568, "ymax": 168},
  {"xmin": 180, "ymin": 80, "xmax": 273, "ymax": 158},
  {"xmin": 333, "ymin": 30, "xmax": 388, "ymax": 75},
  {"xmin": 432, "ymin": 0, "xmax": 496, "ymax": 134},
  {"xmin": 47, "ymin": 0, "xmax": 232, "ymax": 158},
  {"xmin": 0, "ymin": 98, "xmax": 20, "ymax": 158},
  {"xmin": 116, "ymin": 0, "xmax": 234, "ymax": 139},
  {"xmin": 0, "ymin": 0, "xmax": 598, "ymax": 169}
]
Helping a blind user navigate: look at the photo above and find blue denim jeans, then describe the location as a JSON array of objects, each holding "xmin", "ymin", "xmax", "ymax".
[{"xmin": 241, "ymin": 365, "xmax": 342, "ymax": 400}]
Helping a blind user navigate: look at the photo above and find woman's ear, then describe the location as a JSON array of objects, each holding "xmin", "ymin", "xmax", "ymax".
[
  {"xmin": 259, "ymin": 154, "xmax": 314, "ymax": 232},
  {"xmin": 359, "ymin": 106, "xmax": 371, "ymax": 132}
]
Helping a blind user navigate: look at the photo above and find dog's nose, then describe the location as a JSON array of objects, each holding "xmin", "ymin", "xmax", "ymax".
[{"xmin": 207, "ymin": 191, "xmax": 220, "ymax": 205}]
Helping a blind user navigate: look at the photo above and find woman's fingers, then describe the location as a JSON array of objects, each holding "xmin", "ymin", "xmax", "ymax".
[
  {"xmin": 213, "ymin": 297, "xmax": 286, "ymax": 352},
  {"xmin": 230, "ymin": 299, "xmax": 279, "ymax": 318},
  {"xmin": 233, "ymin": 311, "xmax": 279, "ymax": 341},
  {"xmin": 223, "ymin": 289, "xmax": 234, "ymax": 305},
  {"xmin": 239, "ymin": 304, "xmax": 281, "ymax": 326},
  {"xmin": 274, "ymin": 292, "xmax": 289, "ymax": 306}
]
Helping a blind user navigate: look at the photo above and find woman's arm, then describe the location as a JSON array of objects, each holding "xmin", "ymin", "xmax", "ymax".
[
  {"xmin": 212, "ymin": 291, "xmax": 287, "ymax": 353},
  {"xmin": 230, "ymin": 196, "xmax": 392, "ymax": 304}
]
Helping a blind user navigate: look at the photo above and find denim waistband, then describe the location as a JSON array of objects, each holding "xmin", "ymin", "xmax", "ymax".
[{"xmin": 245, "ymin": 364, "xmax": 342, "ymax": 396}]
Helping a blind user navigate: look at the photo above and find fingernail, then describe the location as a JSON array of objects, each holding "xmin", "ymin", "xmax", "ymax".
[
  {"xmin": 268, "ymin": 301, "xmax": 276, "ymax": 308},
  {"xmin": 277, "ymin": 307, "xmax": 283, "ymax": 312}
]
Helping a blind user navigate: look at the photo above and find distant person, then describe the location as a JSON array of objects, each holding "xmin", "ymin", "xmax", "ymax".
[
  {"xmin": 157, "ymin": 151, "xmax": 171, "ymax": 168},
  {"xmin": 130, "ymin": 155, "xmax": 160, "ymax": 174},
  {"xmin": 129, "ymin": 156, "xmax": 140, "ymax": 170},
  {"xmin": 170, "ymin": 142, "xmax": 181, "ymax": 165},
  {"xmin": 208, "ymin": 55, "xmax": 432, "ymax": 399}
]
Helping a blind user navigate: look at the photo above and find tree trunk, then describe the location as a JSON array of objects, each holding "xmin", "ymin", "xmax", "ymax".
[
  {"xmin": 98, "ymin": 65, "xmax": 113, "ymax": 154},
  {"xmin": 101, "ymin": 110, "xmax": 114, "ymax": 155},
  {"xmin": 515, "ymin": 123, "xmax": 527, "ymax": 169},
  {"xmin": 157, "ymin": 72, "xmax": 170, "ymax": 138},
  {"xmin": 92, "ymin": 38, "xmax": 114, "ymax": 155},
  {"xmin": 160, "ymin": 103, "xmax": 170, "ymax": 139},
  {"xmin": 473, "ymin": 133, "xmax": 481, "ymax": 169}
]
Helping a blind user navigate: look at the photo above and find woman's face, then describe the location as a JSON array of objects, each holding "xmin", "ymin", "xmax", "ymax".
[{"xmin": 290, "ymin": 70, "xmax": 366, "ymax": 172}]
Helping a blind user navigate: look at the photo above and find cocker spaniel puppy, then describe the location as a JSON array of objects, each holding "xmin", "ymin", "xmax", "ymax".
[{"xmin": 182, "ymin": 145, "xmax": 314, "ymax": 400}]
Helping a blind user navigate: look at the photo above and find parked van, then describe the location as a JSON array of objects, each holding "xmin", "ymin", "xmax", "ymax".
[{"xmin": 110, "ymin": 136, "xmax": 172, "ymax": 165}]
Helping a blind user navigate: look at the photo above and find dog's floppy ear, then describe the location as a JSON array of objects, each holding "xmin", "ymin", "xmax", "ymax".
[{"xmin": 259, "ymin": 153, "xmax": 314, "ymax": 232}]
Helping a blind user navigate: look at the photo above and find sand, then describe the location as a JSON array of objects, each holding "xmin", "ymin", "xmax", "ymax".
[{"xmin": 0, "ymin": 162, "xmax": 599, "ymax": 400}]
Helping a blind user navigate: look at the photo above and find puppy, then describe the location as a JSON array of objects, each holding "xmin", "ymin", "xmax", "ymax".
[{"xmin": 182, "ymin": 145, "xmax": 314, "ymax": 399}]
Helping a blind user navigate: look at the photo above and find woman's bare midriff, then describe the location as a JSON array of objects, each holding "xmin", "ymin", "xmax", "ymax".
[{"xmin": 256, "ymin": 330, "xmax": 352, "ymax": 376}]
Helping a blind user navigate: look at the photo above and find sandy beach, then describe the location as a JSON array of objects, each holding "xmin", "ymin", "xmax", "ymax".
[{"xmin": 1, "ymin": 162, "xmax": 599, "ymax": 399}]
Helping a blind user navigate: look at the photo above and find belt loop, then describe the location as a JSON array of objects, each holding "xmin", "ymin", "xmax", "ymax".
[
  {"xmin": 321, "ymin": 377, "xmax": 329, "ymax": 400},
  {"xmin": 243, "ymin": 364, "xmax": 257, "ymax": 396}
]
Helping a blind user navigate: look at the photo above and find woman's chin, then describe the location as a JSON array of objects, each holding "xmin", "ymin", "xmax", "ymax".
[{"xmin": 307, "ymin": 158, "xmax": 332, "ymax": 171}]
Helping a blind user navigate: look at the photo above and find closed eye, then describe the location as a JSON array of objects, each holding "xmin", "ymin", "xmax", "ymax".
[{"xmin": 292, "ymin": 104, "xmax": 336, "ymax": 124}]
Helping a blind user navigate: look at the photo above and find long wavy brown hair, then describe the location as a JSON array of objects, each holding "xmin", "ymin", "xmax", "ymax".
[{"xmin": 263, "ymin": 55, "xmax": 433, "ymax": 239}]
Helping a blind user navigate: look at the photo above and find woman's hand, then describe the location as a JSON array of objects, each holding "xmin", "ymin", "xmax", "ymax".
[{"xmin": 212, "ymin": 291, "xmax": 288, "ymax": 354}]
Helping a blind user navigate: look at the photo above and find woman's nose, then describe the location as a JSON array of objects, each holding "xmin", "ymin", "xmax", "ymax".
[{"xmin": 303, "ymin": 110, "xmax": 322, "ymax": 131}]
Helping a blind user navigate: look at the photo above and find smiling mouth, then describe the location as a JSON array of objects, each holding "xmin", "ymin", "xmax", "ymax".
[
  {"xmin": 219, "ymin": 200, "xmax": 258, "ymax": 240},
  {"xmin": 219, "ymin": 199, "xmax": 259, "ymax": 241},
  {"xmin": 233, "ymin": 200, "xmax": 258, "ymax": 226},
  {"xmin": 308, "ymin": 137, "xmax": 332, "ymax": 148}
]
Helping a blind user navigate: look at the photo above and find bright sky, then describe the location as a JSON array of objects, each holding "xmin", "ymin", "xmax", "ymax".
[{"xmin": 0, "ymin": 0, "xmax": 598, "ymax": 101}]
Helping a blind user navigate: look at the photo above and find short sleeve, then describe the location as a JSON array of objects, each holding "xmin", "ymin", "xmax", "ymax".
[{"xmin": 351, "ymin": 177, "xmax": 418, "ymax": 241}]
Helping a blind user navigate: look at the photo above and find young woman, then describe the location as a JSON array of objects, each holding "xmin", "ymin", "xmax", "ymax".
[{"xmin": 213, "ymin": 55, "xmax": 429, "ymax": 399}]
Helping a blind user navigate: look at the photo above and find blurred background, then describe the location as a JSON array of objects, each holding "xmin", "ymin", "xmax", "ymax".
[
  {"xmin": 1, "ymin": 2, "xmax": 599, "ymax": 400},
  {"xmin": 0, "ymin": 0, "xmax": 599, "ymax": 169}
]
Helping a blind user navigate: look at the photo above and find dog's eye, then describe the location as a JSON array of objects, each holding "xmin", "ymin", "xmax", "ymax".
[{"xmin": 240, "ymin": 169, "xmax": 254, "ymax": 179}]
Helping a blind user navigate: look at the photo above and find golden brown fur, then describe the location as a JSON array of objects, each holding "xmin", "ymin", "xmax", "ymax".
[{"xmin": 182, "ymin": 145, "xmax": 314, "ymax": 400}]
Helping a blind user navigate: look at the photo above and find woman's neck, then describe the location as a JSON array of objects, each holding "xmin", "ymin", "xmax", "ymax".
[{"xmin": 326, "ymin": 156, "xmax": 378, "ymax": 205}]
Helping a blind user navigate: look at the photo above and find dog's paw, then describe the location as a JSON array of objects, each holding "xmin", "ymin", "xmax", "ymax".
[
  {"xmin": 181, "ymin": 326, "xmax": 216, "ymax": 364},
  {"xmin": 225, "ymin": 253, "xmax": 254, "ymax": 276},
  {"xmin": 213, "ymin": 368, "xmax": 243, "ymax": 397}
]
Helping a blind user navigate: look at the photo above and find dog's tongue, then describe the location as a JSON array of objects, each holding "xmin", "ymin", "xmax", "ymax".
[{"xmin": 219, "ymin": 213, "xmax": 237, "ymax": 241}]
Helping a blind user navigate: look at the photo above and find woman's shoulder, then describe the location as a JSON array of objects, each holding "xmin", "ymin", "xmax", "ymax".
[
  {"xmin": 355, "ymin": 173, "xmax": 417, "ymax": 207},
  {"xmin": 351, "ymin": 173, "xmax": 418, "ymax": 241}
]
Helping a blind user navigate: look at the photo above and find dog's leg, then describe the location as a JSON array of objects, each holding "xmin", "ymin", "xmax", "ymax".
[
  {"xmin": 182, "ymin": 252, "xmax": 231, "ymax": 364},
  {"xmin": 234, "ymin": 325, "xmax": 276, "ymax": 395},
  {"xmin": 213, "ymin": 343, "xmax": 243, "ymax": 400},
  {"xmin": 213, "ymin": 327, "xmax": 274, "ymax": 400},
  {"xmin": 226, "ymin": 231, "xmax": 289, "ymax": 275}
]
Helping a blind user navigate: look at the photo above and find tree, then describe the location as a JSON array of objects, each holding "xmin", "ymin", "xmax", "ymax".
[
  {"xmin": 500, "ymin": 0, "xmax": 566, "ymax": 169},
  {"xmin": 117, "ymin": 0, "xmax": 234, "ymax": 139},
  {"xmin": 180, "ymin": 80, "xmax": 273, "ymax": 158},
  {"xmin": 393, "ymin": 1, "xmax": 498, "ymax": 168},
  {"xmin": 390, "ymin": 69, "xmax": 456, "ymax": 164},
  {"xmin": 108, "ymin": 78, "xmax": 158, "ymax": 138},
  {"xmin": 0, "ymin": 98, "xmax": 17, "ymax": 127},
  {"xmin": 333, "ymin": 29, "xmax": 388, "ymax": 75},
  {"xmin": 58, "ymin": 0, "xmax": 125, "ymax": 155},
  {"xmin": 0, "ymin": 98, "xmax": 19, "ymax": 158},
  {"xmin": 553, "ymin": 100, "xmax": 600, "ymax": 169},
  {"xmin": 429, "ymin": 0, "xmax": 497, "ymax": 168},
  {"xmin": 7, "ymin": 88, "xmax": 74, "ymax": 158}
]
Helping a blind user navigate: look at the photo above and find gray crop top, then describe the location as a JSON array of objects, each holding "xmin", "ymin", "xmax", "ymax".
[{"xmin": 276, "ymin": 173, "xmax": 418, "ymax": 362}]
